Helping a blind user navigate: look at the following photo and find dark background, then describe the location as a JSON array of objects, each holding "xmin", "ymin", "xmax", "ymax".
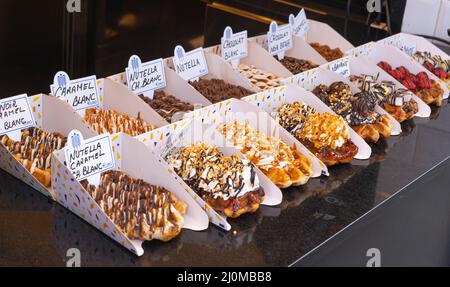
[{"xmin": 0, "ymin": 0, "xmax": 406, "ymax": 99}]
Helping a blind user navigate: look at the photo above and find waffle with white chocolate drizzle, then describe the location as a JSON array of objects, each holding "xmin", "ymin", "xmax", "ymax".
[
  {"xmin": 312, "ymin": 82, "xmax": 392, "ymax": 143},
  {"xmin": 0, "ymin": 127, "xmax": 67, "ymax": 187},
  {"xmin": 220, "ymin": 121, "xmax": 312, "ymax": 188},
  {"xmin": 84, "ymin": 108, "xmax": 156, "ymax": 136},
  {"xmin": 236, "ymin": 64, "xmax": 280, "ymax": 91},
  {"xmin": 165, "ymin": 142, "xmax": 264, "ymax": 218},
  {"xmin": 81, "ymin": 170, "xmax": 186, "ymax": 241},
  {"xmin": 350, "ymin": 74, "xmax": 418, "ymax": 122},
  {"xmin": 276, "ymin": 102, "xmax": 358, "ymax": 166}
]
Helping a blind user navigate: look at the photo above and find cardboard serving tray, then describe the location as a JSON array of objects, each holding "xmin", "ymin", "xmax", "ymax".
[
  {"xmin": 378, "ymin": 32, "xmax": 450, "ymax": 94},
  {"xmin": 0, "ymin": 94, "xmax": 95, "ymax": 199},
  {"xmin": 347, "ymin": 42, "xmax": 449, "ymax": 101},
  {"xmin": 305, "ymin": 19, "xmax": 354, "ymax": 56},
  {"xmin": 107, "ymin": 66, "xmax": 212, "ymax": 124},
  {"xmin": 80, "ymin": 77, "xmax": 167, "ymax": 129},
  {"xmin": 51, "ymin": 132, "xmax": 209, "ymax": 256},
  {"xmin": 282, "ymin": 67, "xmax": 403, "ymax": 136},
  {"xmin": 322, "ymin": 56, "xmax": 431, "ymax": 118},
  {"xmin": 241, "ymin": 84, "xmax": 372, "ymax": 160},
  {"xmin": 135, "ymin": 118, "xmax": 284, "ymax": 230},
  {"xmin": 182, "ymin": 97, "xmax": 329, "ymax": 177}
]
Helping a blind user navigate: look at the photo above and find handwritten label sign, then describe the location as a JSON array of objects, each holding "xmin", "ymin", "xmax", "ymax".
[
  {"xmin": 396, "ymin": 40, "xmax": 417, "ymax": 56},
  {"xmin": 221, "ymin": 26, "xmax": 248, "ymax": 67},
  {"xmin": 172, "ymin": 46, "xmax": 208, "ymax": 82},
  {"xmin": 50, "ymin": 71, "xmax": 100, "ymax": 111},
  {"xmin": 267, "ymin": 21, "xmax": 293, "ymax": 60},
  {"xmin": 289, "ymin": 9, "xmax": 308, "ymax": 38},
  {"xmin": 64, "ymin": 130, "xmax": 115, "ymax": 182},
  {"xmin": 125, "ymin": 55, "xmax": 166, "ymax": 99},
  {"xmin": 329, "ymin": 56, "xmax": 351, "ymax": 77},
  {"xmin": 0, "ymin": 94, "xmax": 35, "ymax": 137}
]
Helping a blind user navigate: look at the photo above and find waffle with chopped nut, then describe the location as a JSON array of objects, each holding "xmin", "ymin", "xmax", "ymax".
[
  {"xmin": 0, "ymin": 127, "xmax": 67, "ymax": 187},
  {"xmin": 81, "ymin": 170, "xmax": 186, "ymax": 241},
  {"xmin": 220, "ymin": 121, "xmax": 312, "ymax": 188}
]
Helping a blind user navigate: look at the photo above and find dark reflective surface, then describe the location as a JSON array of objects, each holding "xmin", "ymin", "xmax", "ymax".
[{"xmin": 1, "ymin": 99, "xmax": 449, "ymax": 266}]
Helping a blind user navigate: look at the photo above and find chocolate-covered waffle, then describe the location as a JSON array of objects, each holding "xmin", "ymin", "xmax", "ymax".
[
  {"xmin": 350, "ymin": 74, "xmax": 419, "ymax": 122},
  {"xmin": 81, "ymin": 170, "xmax": 186, "ymax": 241},
  {"xmin": 310, "ymin": 43, "xmax": 344, "ymax": 61},
  {"xmin": 84, "ymin": 108, "xmax": 156, "ymax": 136},
  {"xmin": 236, "ymin": 64, "xmax": 281, "ymax": 91},
  {"xmin": 277, "ymin": 56, "xmax": 318, "ymax": 74},
  {"xmin": 165, "ymin": 142, "xmax": 264, "ymax": 218},
  {"xmin": 312, "ymin": 81, "xmax": 392, "ymax": 143},
  {"xmin": 190, "ymin": 78, "xmax": 253, "ymax": 104},
  {"xmin": 0, "ymin": 127, "xmax": 67, "ymax": 187},
  {"xmin": 139, "ymin": 91, "xmax": 194, "ymax": 123},
  {"xmin": 219, "ymin": 121, "xmax": 313, "ymax": 188},
  {"xmin": 276, "ymin": 102, "xmax": 358, "ymax": 166},
  {"xmin": 413, "ymin": 51, "xmax": 450, "ymax": 84}
]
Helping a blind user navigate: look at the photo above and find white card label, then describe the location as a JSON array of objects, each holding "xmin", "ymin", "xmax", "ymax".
[
  {"xmin": 329, "ymin": 56, "xmax": 351, "ymax": 77},
  {"xmin": 0, "ymin": 94, "xmax": 35, "ymax": 136},
  {"xmin": 64, "ymin": 130, "xmax": 115, "ymax": 181},
  {"xmin": 50, "ymin": 71, "xmax": 100, "ymax": 111},
  {"xmin": 221, "ymin": 27, "xmax": 248, "ymax": 63},
  {"xmin": 125, "ymin": 55, "xmax": 166, "ymax": 96},
  {"xmin": 289, "ymin": 9, "xmax": 308, "ymax": 38},
  {"xmin": 267, "ymin": 21, "xmax": 293, "ymax": 59},
  {"xmin": 172, "ymin": 46, "xmax": 208, "ymax": 82}
]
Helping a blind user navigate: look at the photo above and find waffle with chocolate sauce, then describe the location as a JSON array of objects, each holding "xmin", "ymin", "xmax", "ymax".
[
  {"xmin": 236, "ymin": 64, "xmax": 281, "ymax": 91},
  {"xmin": 190, "ymin": 78, "xmax": 253, "ymax": 104},
  {"xmin": 278, "ymin": 56, "xmax": 318, "ymax": 74},
  {"xmin": 350, "ymin": 74, "xmax": 419, "ymax": 122},
  {"xmin": 220, "ymin": 121, "xmax": 312, "ymax": 188},
  {"xmin": 139, "ymin": 91, "xmax": 194, "ymax": 123},
  {"xmin": 165, "ymin": 142, "xmax": 264, "ymax": 218},
  {"xmin": 0, "ymin": 127, "xmax": 67, "ymax": 187},
  {"xmin": 312, "ymin": 81, "xmax": 392, "ymax": 143},
  {"xmin": 276, "ymin": 102, "xmax": 358, "ymax": 166},
  {"xmin": 81, "ymin": 170, "xmax": 186, "ymax": 241},
  {"xmin": 84, "ymin": 108, "xmax": 156, "ymax": 136}
]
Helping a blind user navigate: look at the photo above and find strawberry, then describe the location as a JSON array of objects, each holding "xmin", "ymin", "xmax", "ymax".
[
  {"xmin": 390, "ymin": 69, "xmax": 402, "ymax": 81},
  {"xmin": 417, "ymin": 72, "xmax": 431, "ymax": 89},
  {"xmin": 402, "ymin": 78, "xmax": 416, "ymax": 90},
  {"xmin": 378, "ymin": 61, "xmax": 392, "ymax": 72},
  {"xmin": 432, "ymin": 67, "xmax": 446, "ymax": 79},
  {"xmin": 397, "ymin": 66, "xmax": 408, "ymax": 79},
  {"xmin": 423, "ymin": 62, "xmax": 434, "ymax": 72}
]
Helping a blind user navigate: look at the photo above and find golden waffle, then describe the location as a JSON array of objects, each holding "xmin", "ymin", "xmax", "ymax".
[
  {"xmin": 81, "ymin": 170, "xmax": 186, "ymax": 241},
  {"xmin": 0, "ymin": 127, "xmax": 67, "ymax": 187},
  {"xmin": 84, "ymin": 108, "xmax": 156, "ymax": 136}
]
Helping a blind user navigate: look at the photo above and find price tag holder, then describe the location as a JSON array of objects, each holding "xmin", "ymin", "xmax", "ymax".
[
  {"xmin": 172, "ymin": 45, "xmax": 208, "ymax": 82},
  {"xmin": 221, "ymin": 26, "xmax": 248, "ymax": 68},
  {"xmin": 64, "ymin": 130, "xmax": 115, "ymax": 186},
  {"xmin": 125, "ymin": 55, "xmax": 166, "ymax": 99},
  {"xmin": 0, "ymin": 94, "xmax": 35, "ymax": 141},
  {"xmin": 289, "ymin": 9, "xmax": 308, "ymax": 39},
  {"xmin": 267, "ymin": 21, "xmax": 293, "ymax": 60},
  {"xmin": 50, "ymin": 71, "xmax": 100, "ymax": 114},
  {"xmin": 328, "ymin": 56, "xmax": 351, "ymax": 78}
]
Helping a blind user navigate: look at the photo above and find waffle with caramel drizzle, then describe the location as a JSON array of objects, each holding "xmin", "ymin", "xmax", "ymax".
[
  {"xmin": 220, "ymin": 121, "xmax": 313, "ymax": 188},
  {"xmin": 84, "ymin": 108, "xmax": 156, "ymax": 136},
  {"xmin": 81, "ymin": 170, "xmax": 186, "ymax": 241},
  {"xmin": 312, "ymin": 82, "xmax": 392, "ymax": 143},
  {"xmin": 0, "ymin": 127, "xmax": 67, "ymax": 187},
  {"xmin": 165, "ymin": 142, "xmax": 265, "ymax": 218},
  {"xmin": 276, "ymin": 102, "xmax": 358, "ymax": 166}
]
